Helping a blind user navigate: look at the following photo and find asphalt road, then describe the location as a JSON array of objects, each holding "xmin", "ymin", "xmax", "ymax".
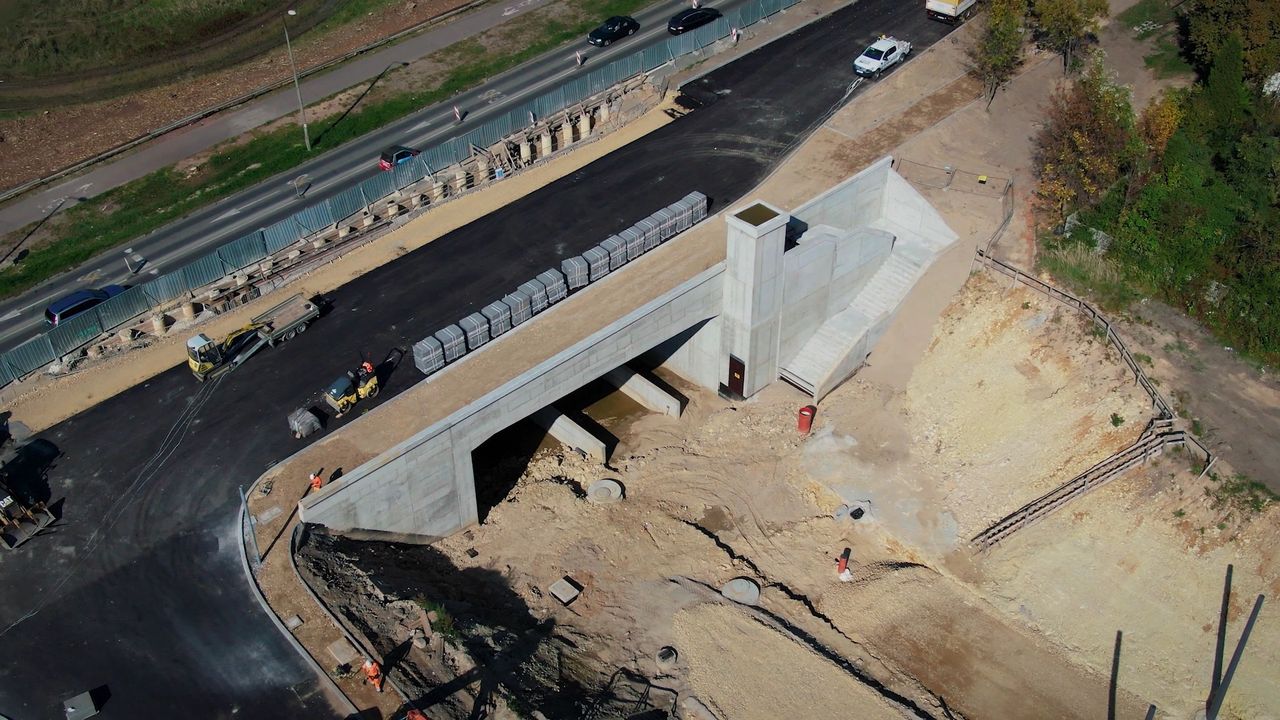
[
  {"xmin": 0, "ymin": 0, "xmax": 751, "ymax": 354},
  {"xmin": 0, "ymin": 2, "xmax": 952, "ymax": 717}
]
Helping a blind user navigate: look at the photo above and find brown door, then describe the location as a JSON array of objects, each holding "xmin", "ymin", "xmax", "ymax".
[{"xmin": 727, "ymin": 355, "xmax": 745, "ymax": 397}]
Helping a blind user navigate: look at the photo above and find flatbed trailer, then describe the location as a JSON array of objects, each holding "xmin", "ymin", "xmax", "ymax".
[{"xmin": 187, "ymin": 294, "xmax": 320, "ymax": 381}]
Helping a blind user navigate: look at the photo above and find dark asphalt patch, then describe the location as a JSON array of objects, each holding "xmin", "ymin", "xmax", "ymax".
[{"xmin": 0, "ymin": 1, "xmax": 954, "ymax": 716}]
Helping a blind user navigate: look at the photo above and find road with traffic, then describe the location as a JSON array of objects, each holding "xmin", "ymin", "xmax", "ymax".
[
  {"xmin": 0, "ymin": 0, "xmax": 752, "ymax": 355},
  {"xmin": 0, "ymin": 1, "xmax": 951, "ymax": 717}
]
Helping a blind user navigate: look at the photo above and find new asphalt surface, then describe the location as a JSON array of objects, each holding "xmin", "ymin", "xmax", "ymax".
[{"xmin": 0, "ymin": 1, "xmax": 952, "ymax": 717}]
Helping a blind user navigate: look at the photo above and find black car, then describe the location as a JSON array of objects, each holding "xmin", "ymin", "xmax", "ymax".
[
  {"xmin": 667, "ymin": 7, "xmax": 721, "ymax": 34},
  {"xmin": 587, "ymin": 16, "xmax": 639, "ymax": 46}
]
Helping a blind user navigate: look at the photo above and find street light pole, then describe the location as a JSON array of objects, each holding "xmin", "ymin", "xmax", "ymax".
[{"xmin": 283, "ymin": 9, "xmax": 311, "ymax": 152}]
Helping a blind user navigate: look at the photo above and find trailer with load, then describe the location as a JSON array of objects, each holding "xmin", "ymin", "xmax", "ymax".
[
  {"xmin": 926, "ymin": 0, "xmax": 977, "ymax": 23},
  {"xmin": 187, "ymin": 294, "xmax": 320, "ymax": 381}
]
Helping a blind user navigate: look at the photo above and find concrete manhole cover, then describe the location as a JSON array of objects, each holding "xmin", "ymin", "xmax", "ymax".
[
  {"xmin": 586, "ymin": 478, "xmax": 624, "ymax": 504},
  {"xmin": 719, "ymin": 577, "xmax": 761, "ymax": 605},
  {"xmin": 656, "ymin": 646, "xmax": 679, "ymax": 672}
]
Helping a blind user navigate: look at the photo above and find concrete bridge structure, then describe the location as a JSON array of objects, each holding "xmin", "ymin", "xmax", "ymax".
[{"xmin": 298, "ymin": 157, "xmax": 957, "ymax": 540}]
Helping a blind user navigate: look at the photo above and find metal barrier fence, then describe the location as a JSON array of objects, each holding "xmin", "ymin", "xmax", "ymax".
[{"xmin": 0, "ymin": 0, "xmax": 798, "ymax": 388}]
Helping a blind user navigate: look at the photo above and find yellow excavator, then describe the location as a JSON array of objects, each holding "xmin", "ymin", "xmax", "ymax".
[{"xmin": 187, "ymin": 294, "xmax": 319, "ymax": 381}]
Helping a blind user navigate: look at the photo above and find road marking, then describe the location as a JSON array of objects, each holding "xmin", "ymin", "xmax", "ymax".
[
  {"xmin": 0, "ymin": 310, "xmax": 19, "ymax": 322},
  {"xmin": 502, "ymin": 0, "xmax": 540, "ymax": 15},
  {"xmin": 214, "ymin": 207, "xmax": 242, "ymax": 222}
]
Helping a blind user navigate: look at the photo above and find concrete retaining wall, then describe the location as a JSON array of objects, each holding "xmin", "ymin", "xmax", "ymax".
[{"xmin": 300, "ymin": 266, "xmax": 724, "ymax": 537}]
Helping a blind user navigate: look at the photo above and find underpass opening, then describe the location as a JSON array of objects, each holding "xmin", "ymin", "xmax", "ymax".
[{"xmin": 472, "ymin": 378, "xmax": 649, "ymax": 522}]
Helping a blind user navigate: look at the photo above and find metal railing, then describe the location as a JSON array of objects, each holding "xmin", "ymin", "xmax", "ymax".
[{"xmin": 0, "ymin": 0, "xmax": 799, "ymax": 389}]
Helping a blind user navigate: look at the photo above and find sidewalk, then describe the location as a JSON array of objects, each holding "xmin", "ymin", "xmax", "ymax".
[{"xmin": 0, "ymin": 0, "xmax": 554, "ymax": 234}]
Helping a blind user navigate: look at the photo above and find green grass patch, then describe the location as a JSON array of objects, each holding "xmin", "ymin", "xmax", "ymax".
[
  {"xmin": 1145, "ymin": 31, "xmax": 1194, "ymax": 77},
  {"xmin": 1039, "ymin": 241, "xmax": 1142, "ymax": 312},
  {"xmin": 1205, "ymin": 472, "xmax": 1278, "ymax": 516},
  {"xmin": 413, "ymin": 597, "xmax": 460, "ymax": 643},
  {"xmin": 1110, "ymin": 412, "xmax": 1125, "ymax": 427},
  {"xmin": 0, "ymin": 0, "xmax": 651, "ymax": 300},
  {"xmin": 1117, "ymin": 0, "xmax": 1175, "ymax": 37}
]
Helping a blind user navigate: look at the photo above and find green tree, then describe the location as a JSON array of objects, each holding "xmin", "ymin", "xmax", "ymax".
[
  {"xmin": 1033, "ymin": 53, "xmax": 1139, "ymax": 222},
  {"xmin": 1185, "ymin": 0, "xmax": 1280, "ymax": 83},
  {"xmin": 969, "ymin": 0, "xmax": 1028, "ymax": 108},
  {"xmin": 1033, "ymin": 0, "xmax": 1109, "ymax": 72}
]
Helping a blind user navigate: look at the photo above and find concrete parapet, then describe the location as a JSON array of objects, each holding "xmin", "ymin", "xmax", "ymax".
[
  {"xmin": 604, "ymin": 366, "xmax": 681, "ymax": 417},
  {"xmin": 531, "ymin": 407, "xmax": 607, "ymax": 462}
]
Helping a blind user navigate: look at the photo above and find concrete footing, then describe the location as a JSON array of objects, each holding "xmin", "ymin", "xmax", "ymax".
[
  {"xmin": 604, "ymin": 366, "xmax": 681, "ymax": 417},
  {"xmin": 532, "ymin": 407, "xmax": 607, "ymax": 462}
]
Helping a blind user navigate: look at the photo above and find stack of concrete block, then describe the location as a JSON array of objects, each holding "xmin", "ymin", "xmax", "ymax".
[
  {"xmin": 459, "ymin": 313, "xmax": 490, "ymax": 351},
  {"xmin": 409, "ymin": 191, "xmax": 710, "ymax": 379},
  {"xmin": 435, "ymin": 325, "xmax": 467, "ymax": 362},
  {"xmin": 537, "ymin": 269, "xmax": 567, "ymax": 304},
  {"xmin": 504, "ymin": 290, "xmax": 532, "ymax": 326},
  {"xmin": 601, "ymin": 236, "xmax": 628, "ymax": 270},
  {"xmin": 413, "ymin": 336, "xmax": 445, "ymax": 376},
  {"xmin": 561, "ymin": 257, "xmax": 590, "ymax": 290},
  {"xmin": 481, "ymin": 301, "xmax": 512, "ymax": 337},
  {"xmin": 518, "ymin": 278, "xmax": 548, "ymax": 314}
]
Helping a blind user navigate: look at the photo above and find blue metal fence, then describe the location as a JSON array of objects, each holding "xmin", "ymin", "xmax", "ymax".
[{"xmin": 0, "ymin": 0, "xmax": 801, "ymax": 386}]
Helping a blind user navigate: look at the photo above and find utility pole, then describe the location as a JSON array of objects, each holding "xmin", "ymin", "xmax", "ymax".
[{"xmin": 283, "ymin": 9, "xmax": 311, "ymax": 152}]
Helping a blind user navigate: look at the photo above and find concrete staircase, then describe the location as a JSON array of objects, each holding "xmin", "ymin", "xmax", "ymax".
[{"xmin": 779, "ymin": 251, "xmax": 922, "ymax": 398}]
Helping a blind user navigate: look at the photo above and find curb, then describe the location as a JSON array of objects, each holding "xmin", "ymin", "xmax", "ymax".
[
  {"xmin": 237, "ymin": 495, "xmax": 361, "ymax": 717},
  {"xmin": 0, "ymin": 0, "xmax": 493, "ymax": 205}
]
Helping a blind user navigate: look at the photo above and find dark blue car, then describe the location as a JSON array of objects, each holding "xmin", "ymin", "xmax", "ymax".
[{"xmin": 44, "ymin": 285, "xmax": 126, "ymax": 326}]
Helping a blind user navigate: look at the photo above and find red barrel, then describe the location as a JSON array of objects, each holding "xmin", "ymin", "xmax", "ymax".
[{"xmin": 797, "ymin": 405, "xmax": 817, "ymax": 433}]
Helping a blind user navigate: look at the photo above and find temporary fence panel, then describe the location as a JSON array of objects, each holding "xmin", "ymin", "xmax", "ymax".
[
  {"xmin": 361, "ymin": 174, "xmax": 396, "ymax": 204},
  {"xmin": 504, "ymin": 290, "xmax": 533, "ymax": 326},
  {"xmin": 218, "ymin": 230, "xmax": 267, "ymax": 273},
  {"xmin": 393, "ymin": 162, "xmax": 424, "ymax": 190},
  {"xmin": 328, "ymin": 187, "xmax": 367, "ymax": 223},
  {"xmin": 47, "ymin": 310, "xmax": 103, "ymax": 355},
  {"xmin": 459, "ymin": 313, "xmax": 490, "ymax": 351},
  {"xmin": 143, "ymin": 271, "xmax": 190, "ymax": 307},
  {"xmin": 642, "ymin": 44, "xmax": 672, "ymax": 71},
  {"xmin": 561, "ymin": 256, "xmax": 589, "ymax": 290},
  {"xmin": 3, "ymin": 335, "xmax": 56, "ymax": 377},
  {"xmin": 0, "ymin": 359, "xmax": 13, "ymax": 386},
  {"xmin": 435, "ymin": 325, "xmax": 467, "ymax": 362},
  {"xmin": 413, "ymin": 336, "xmax": 446, "ymax": 376},
  {"xmin": 481, "ymin": 300, "xmax": 512, "ymax": 337},
  {"xmin": 537, "ymin": 269, "xmax": 567, "ymax": 304},
  {"xmin": 693, "ymin": 23, "xmax": 724, "ymax": 49},
  {"xmin": 600, "ymin": 236, "xmax": 627, "ymax": 270},
  {"xmin": 583, "ymin": 246, "xmax": 611, "ymax": 281},
  {"xmin": 293, "ymin": 204, "xmax": 334, "ymax": 235},
  {"xmin": 184, "ymin": 252, "xmax": 230, "ymax": 291},
  {"xmin": 620, "ymin": 227, "xmax": 646, "ymax": 260},
  {"xmin": 264, "ymin": 218, "xmax": 301, "ymax": 254},
  {"xmin": 518, "ymin": 279, "xmax": 548, "ymax": 315},
  {"xmin": 96, "ymin": 286, "xmax": 152, "ymax": 330}
]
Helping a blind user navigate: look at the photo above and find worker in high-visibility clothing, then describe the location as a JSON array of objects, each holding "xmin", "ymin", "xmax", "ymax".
[
  {"xmin": 309, "ymin": 472, "xmax": 324, "ymax": 492},
  {"xmin": 405, "ymin": 710, "xmax": 429, "ymax": 720},
  {"xmin": 362, "ymin": 658, "xmax": 384, "ymax": 693}
]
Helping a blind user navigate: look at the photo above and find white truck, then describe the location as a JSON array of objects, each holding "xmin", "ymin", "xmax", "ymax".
[
  {"xmin": 926, "ymin": 0, "xmax": 977, "ymax": 23},
  {"xmin": 853, "ymin": 35, "xmax": 912, "ymax": 78}
]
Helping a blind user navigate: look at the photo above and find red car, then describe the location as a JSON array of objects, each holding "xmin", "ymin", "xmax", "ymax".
[{"xmin": 379, "ymin": 145, "xmax": 420, "ymax": 171}]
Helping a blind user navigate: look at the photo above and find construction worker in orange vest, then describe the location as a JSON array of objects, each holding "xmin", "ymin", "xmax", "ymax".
[
  {"xmin": 405, "ymin": 710, "xmax": 429, "ymax": 720},
  {"xmin": 362, "ymin": 657, "xmax": 384, "ymax": 693},
  {"xmin": 309, "ymin": 472, "xmax": 324, "ymax": 492}
]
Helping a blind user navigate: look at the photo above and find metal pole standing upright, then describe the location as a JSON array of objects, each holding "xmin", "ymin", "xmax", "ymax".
[{"xmin": 283, "ymin": 10, "xmax": 311, "ymax": 152}]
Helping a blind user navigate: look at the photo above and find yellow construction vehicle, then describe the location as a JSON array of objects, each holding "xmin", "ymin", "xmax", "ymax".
[
  {"xmin": 325, "ymin": 362, "xmax": 380, "ymax": 416},
  {"xmin": 187, "ymin": 294, "xmax": 319, "ymax": 381}
]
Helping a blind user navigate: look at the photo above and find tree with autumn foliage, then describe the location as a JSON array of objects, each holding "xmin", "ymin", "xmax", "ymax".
[
  {"xmin": 969, "ymin": 0, "xmax": 1028, "ymax": 108},
  {"xmin": 1032, "ymin": 53, "xmax": 1139, "ymax": 223},
  {"xmin": 1032, "ymin": 0, "xmax": 1109, "ymax": 72}
]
